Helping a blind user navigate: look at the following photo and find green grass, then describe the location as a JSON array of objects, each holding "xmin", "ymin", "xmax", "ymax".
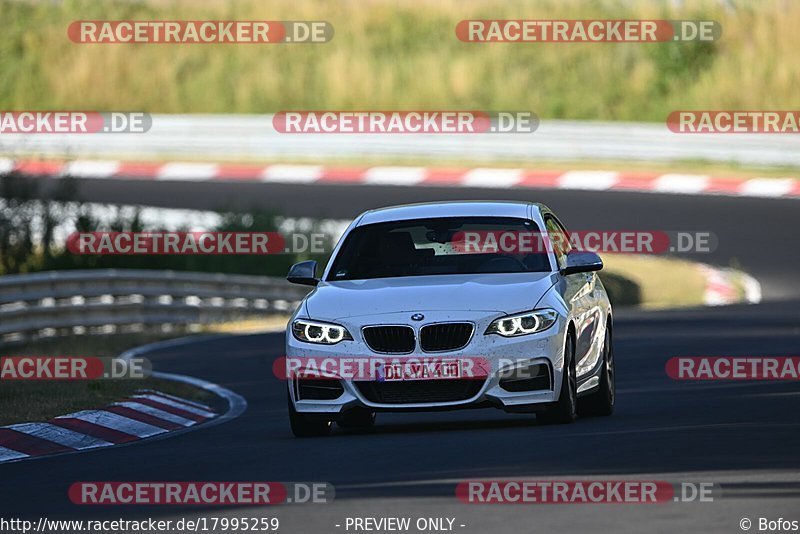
[
  {"xmin": 601, "ymin": 254, "xmax": 733, "ymax": 309},
  {"xmin": 1, "ymin": 0, "xmax": 798, "ymax": 120}
]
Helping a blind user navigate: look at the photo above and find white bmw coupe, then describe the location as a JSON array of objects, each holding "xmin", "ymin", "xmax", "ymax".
[{"xmin": 285, "ymin": 201, "xmax": 614, "ymax": 437}]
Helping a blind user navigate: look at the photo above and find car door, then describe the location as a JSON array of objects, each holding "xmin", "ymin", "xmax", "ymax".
[{"xmin": 545, "ymin": 215, "xmax": 601, "ymax": 376}]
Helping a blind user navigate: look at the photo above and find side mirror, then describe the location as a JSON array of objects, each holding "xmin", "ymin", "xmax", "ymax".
[
  {"xmin": 562, "ymin": 251, "xmax": 603, "ymax": 276},
  {"xmin": 287, "ymin": 260, "xmax": 319, "ymax": 286}
]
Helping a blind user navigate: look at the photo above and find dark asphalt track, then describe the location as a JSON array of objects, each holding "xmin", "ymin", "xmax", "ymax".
[
  {"xmin": 2, "ymin": 180, "xmax": 798, "ymax": 533},
  {"xmin": 1, "ymin": 302, "xmax": 799, "ymax": 532}
]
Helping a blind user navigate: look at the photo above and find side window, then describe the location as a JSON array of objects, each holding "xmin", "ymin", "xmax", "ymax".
[{"xmin": 544, "ymin": 216, "xmax": 572, "ymax": 270}]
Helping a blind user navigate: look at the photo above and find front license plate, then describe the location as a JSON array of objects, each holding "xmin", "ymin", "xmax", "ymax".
[{"xmin": 383, "ymin": 359, "xmax": 462, "ymax": 381}]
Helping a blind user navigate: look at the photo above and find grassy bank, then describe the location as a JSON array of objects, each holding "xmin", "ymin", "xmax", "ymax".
[
  {"xmin": 1, "ymin": 0, "xmax": 798, "ymax": 119},
  {"xmin": 602, "ymin": 254, "xmax": 709, "ymax": 308}
]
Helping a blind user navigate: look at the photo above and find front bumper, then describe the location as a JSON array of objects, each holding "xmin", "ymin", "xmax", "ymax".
[{"xmin": 285, "ymin": 310, "xmax": 568, "ymax": 414}]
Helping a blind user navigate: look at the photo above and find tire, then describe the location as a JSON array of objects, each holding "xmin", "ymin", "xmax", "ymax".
[
  {"xmin": 337, "ymin": 408, "xmax": 376, "ymax": 429},
  {"xmin": 538, "ymin": 333, "xmax": 578, "ymax": 425},
  {"xmin": 288, "ymin": 393, "xmax": 332, "ymax": 438},
  {"xmin": 578, "ymin": 323, "xmax": 615, "ymax": 417}
]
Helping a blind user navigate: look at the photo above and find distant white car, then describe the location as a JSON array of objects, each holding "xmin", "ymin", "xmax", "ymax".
[{"xmin": 285, "ymin": 201, "xmax": 614, "ymax": 437}]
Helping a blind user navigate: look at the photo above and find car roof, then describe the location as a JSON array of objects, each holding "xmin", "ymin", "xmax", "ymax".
[{"xmin": 357, "ymin": 201, "xmax": 548, "ymax": 226}]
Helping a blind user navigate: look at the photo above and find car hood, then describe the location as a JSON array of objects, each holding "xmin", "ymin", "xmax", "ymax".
[{"xmin": 304, "ymin": 273, "xmax": 558, "ymax": 319}]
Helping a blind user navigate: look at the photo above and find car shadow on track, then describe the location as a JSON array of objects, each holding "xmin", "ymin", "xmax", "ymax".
[{"xmin": 328, "ymin": 411, "xmax": 617, "ymax": 437}]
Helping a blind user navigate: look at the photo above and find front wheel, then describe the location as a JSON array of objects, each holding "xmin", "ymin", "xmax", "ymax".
[
  {"xmin": 288, "ymin": 393, "xmax": 332, "ymax": 438},
  {"xmin": 578, "ymin": 324, "xmax": 615, "ymax": 417},
  {"xmin": 538, "ymin": 334, "xmax": 577, "ymax": 425}
]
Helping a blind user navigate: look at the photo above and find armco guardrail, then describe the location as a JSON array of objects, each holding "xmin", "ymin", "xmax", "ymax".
[
  {"xmin": 1, "ymin": 115, "xmax": 799, "ymax": 167},
  {"xmin": 0, "ymin": 269, "xmax": 309, "ymax": 345}
]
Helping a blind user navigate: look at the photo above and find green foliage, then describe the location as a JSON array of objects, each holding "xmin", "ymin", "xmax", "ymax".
[{"xmin": 0, "ymin": 0, "xmax": 797, "ymax": 120}]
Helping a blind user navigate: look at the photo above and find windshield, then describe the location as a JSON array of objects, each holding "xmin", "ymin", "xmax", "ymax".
[{"xmin": 327, "ymin": 216, "xmax": 551, "ymax": 281}]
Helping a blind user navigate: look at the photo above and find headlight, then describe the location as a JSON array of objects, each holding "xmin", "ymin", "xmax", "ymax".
[
  {"xmin": 292, "ymin": 319, "xmax": 353, "ymax": 344},
  {"xmin": 485, "ymin": 309, "xmax": 558, "ymax": 337}
]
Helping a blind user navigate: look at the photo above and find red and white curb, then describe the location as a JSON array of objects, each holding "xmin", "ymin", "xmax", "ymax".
[
  {"xmin": 699, "ymin": 264, "xmax": 762, "ymax": 306},
  {"xmin": 3, "ymin": 159, "xmax": 799, "ymax": 199},
  {"xmin": 0, "ymin": 335, "xmax": 247, "ymax": 464},
  {"xmin": 0, "ymin": 390, "xmax": 216, "ymax": 464}
]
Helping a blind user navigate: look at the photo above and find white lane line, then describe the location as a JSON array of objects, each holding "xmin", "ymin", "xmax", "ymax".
[
  {"xmin": 0, "ymin": 446, "xmax": 29, "ymax": 462},
  {"xmin": 63, "ymin": 160, "xmax": 121, "ymax": 178},
  {"xmin": 130, "ymin": 394, "xmax": 215, "ymax": 418},
  {"xmin": 653, "ymin": 174, "xmax": 710, "ymax": 194},
  {"xmin": 739, "ymin": 178, "xmax": 795, "ymax": 197},
  {"xmin": 363, "ymin": 167, "xmax": 427, "ymax": 186},
  {"xmin": 558, "ymin": 170, "xmax": 620, "ymax": 190},
  {"xmin": 135, "ymin": 389, "xmax": 213, "ymax": 412},
  {"xmin": 112, "ymin": 401, "xmax": 197, "ymax": 427},
  {"xmin": 461, "ymin": 168, "xmax": 523, "ymax": 188},
  {"xmin": 156, "ymin": 162, "xmax": 219, "ymax": 181},
  {"xmin": 7, "ymin": 423, "xmax": 111, "ymax": 450},
  {"xmin": 260, "ymin": 164, "xmax": 323, "ymax": 183},
  {"xmin": 61, "ymin": 410, "xmax": 167, "ymax": 438}
]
